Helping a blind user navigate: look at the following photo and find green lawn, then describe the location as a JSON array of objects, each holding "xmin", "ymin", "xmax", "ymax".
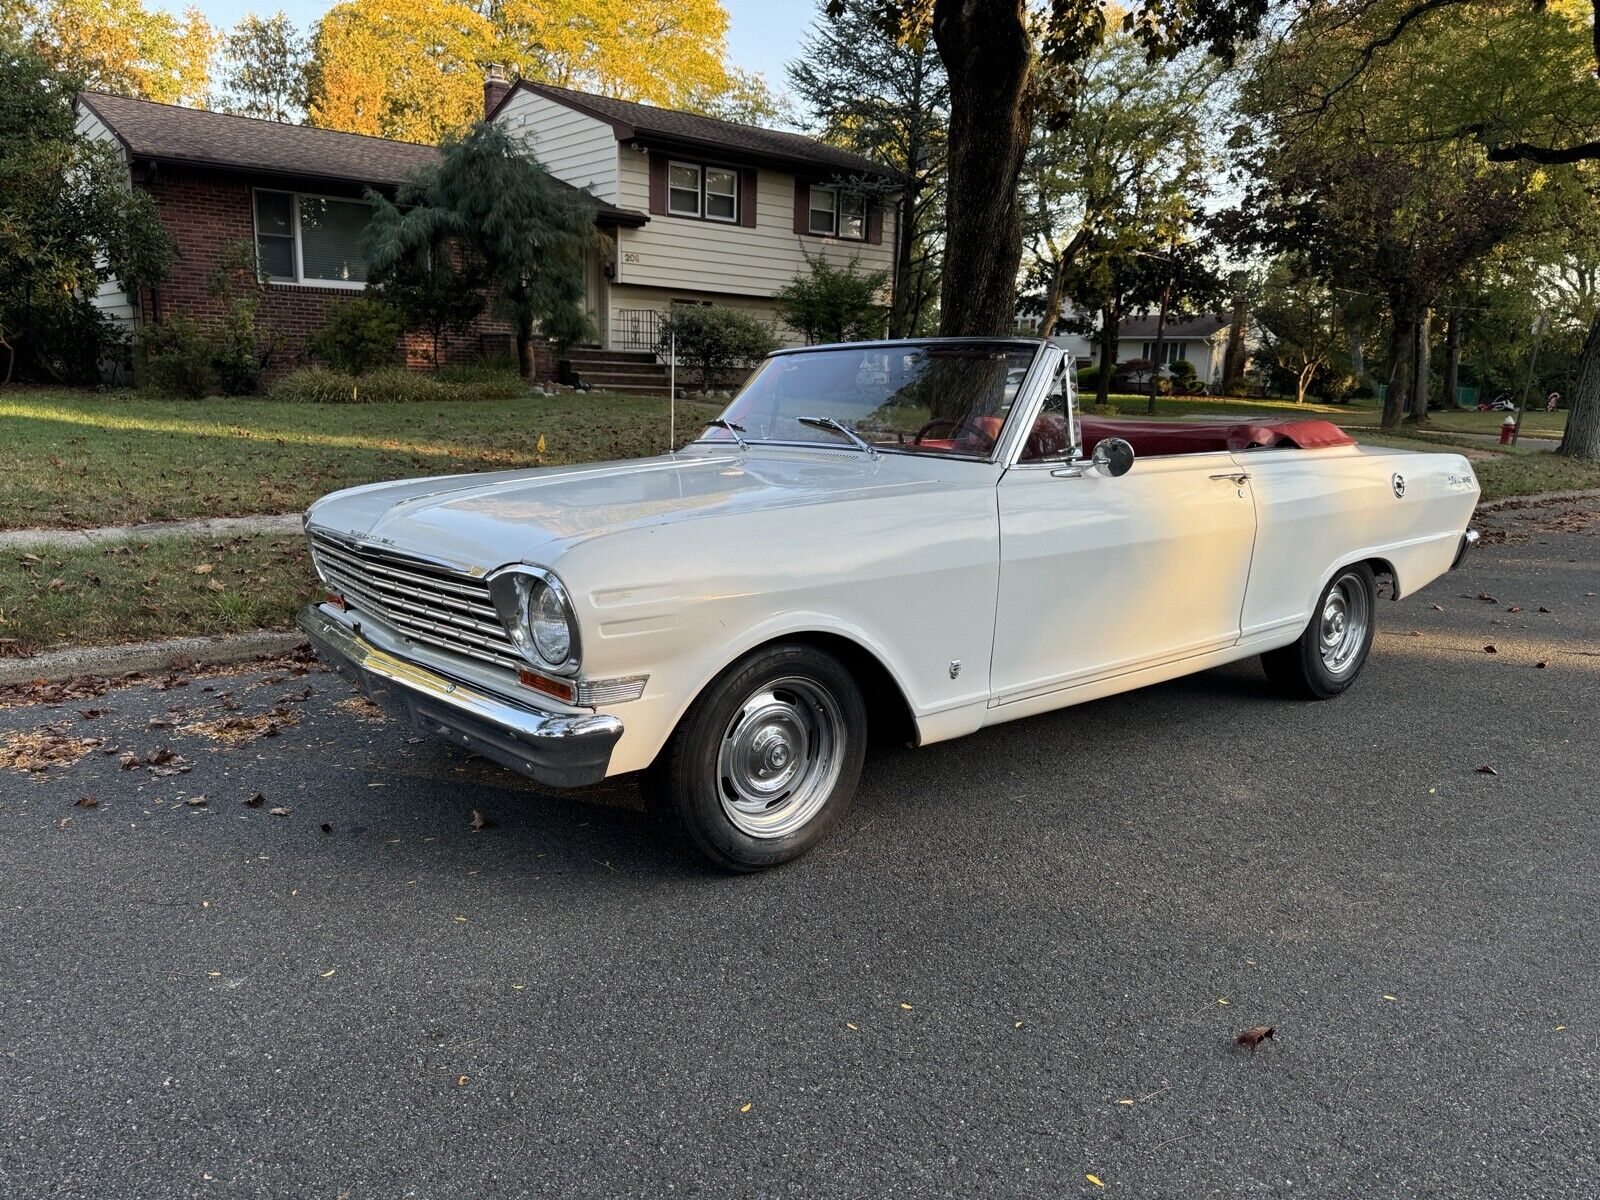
[
  {"xmin": 0, "ymin": 388, "xmax": 720, "ymax": 531},
  {"xmin": 1, "ymin": 534, "xmax": 317, "ymax": 656}
]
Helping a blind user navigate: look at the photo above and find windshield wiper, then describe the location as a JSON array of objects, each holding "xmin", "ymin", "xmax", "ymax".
[
  {"xmin": 796, "ymin": 416, "xmax": 880, "ymax": 460},
  {"xmin": 704, "ymin": 419, "xmax": 748, "ymax": 451}
]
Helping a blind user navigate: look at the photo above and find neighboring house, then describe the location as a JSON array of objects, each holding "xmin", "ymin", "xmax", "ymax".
[
  {"xmin": 1114, "ymin": 313, "xmax": 1233, "ymax": 385},
  {"xmin": 487, "ymin": 78, "xmax": 899, "ymax": 352},
  {"xmin": 74, "ymin": 73, "xmax": 898, "ymax": 383},
  {"xmin": 74, "ymin": 88, "xmax": 645, "ymax": 378},
  {"xmin": 1020, "ymin": 308, "xmax": 1236, "ymax": 385}
]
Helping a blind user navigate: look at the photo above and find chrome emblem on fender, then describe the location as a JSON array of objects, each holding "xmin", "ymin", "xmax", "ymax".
[{"xmin": 1391, "ymin": 473, "xmax": 1407, "ymax": 499}]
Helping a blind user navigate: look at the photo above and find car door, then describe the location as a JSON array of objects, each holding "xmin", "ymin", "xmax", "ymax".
[{"xmin": 989, "ymin": 363, "xmax": 1257, "ymax": 704}]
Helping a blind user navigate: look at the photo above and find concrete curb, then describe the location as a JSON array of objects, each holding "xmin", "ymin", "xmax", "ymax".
[
  {"xmin": 1477, "ymin": 488, "xmax": 1600, "ymax": 513},
  {"xmin": 1, "ymin": 513, "xmax": 303, "ymax": 552},
  {"xmin": 0, "ymin": 631, "xmax": 308, "ymax": 685}
]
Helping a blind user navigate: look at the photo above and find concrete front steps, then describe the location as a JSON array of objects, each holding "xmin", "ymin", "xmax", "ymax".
[{"xmin": 561, "ymin": 347, "xmax": 672, "ymax": 396}]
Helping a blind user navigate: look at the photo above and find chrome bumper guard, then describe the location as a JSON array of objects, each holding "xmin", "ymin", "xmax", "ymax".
[
  {"xmin": 297, "ymin": 604, "xmax": 622, "ymax": 789},
  {"xmin": 1451, "ymin": 528, "xmax": 1481, "ymax": 570}
]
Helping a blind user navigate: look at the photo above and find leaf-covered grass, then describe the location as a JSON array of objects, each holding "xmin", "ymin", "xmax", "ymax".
[
  {"xmin": 0, "ymin": 387, "xmax": 723, "ymax": 531},
  {"xmin": 0, "ymin": 535, "xmax": 319, "ymax": 656}
]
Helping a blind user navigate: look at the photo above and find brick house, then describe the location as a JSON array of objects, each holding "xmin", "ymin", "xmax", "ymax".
[
  {"xmin": 74, "ymin": 89, "xmax": 646, "ymax": 380},
  {"xmin": 75, "ymin": 76, "xmax": 898, "ymax": 388}
]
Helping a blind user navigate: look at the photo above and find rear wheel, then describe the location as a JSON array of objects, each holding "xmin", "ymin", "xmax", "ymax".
[
  {"xmin": 644, "ymin": 643, "xmax": 867, "ymax": 872},
  {"xmin": 1261, "ymin": 564, "xmax": 1377, "ymax": 700}
]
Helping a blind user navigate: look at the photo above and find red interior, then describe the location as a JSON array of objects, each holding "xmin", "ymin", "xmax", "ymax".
[{"xmin": 913, "ymin": 414, "xmax": 1354, "ymax": 460}]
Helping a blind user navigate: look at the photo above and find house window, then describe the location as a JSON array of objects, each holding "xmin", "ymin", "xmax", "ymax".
[
  {"xmin": 808, "ymin": 187, "xmax": 837, "ymax": 235},
  {"xmin": 705, "ymin": 168, "xmax": 737, "ymax": 221},
  {"xmin": 839, "ymin": 193, "xmax": 866, "ymax": 239},
  {"xmin": 807, "ymin": 187, "xmax": 867, "ymax": 240},
  {"xmin": 668, "ymin": 162, "xmax": 702, "ymax": 216},
  {"xmin": 1141, "ymin": 341, "xmax": 1188, "ymax": 364},
  {"xmin": 253, "ymin": 189, "xmax": 372, "ymax": 287}
]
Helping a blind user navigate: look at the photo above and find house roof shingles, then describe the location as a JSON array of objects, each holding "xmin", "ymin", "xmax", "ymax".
[
  {"xmin": 77, "ymin": 90, "xmax": 647, "ymax": 225},
  {"xmin": 1117, "ymin": 313, "xmax": 1231, "ymax": 341},
  {"xmin": 508, "ymin": 81, "xmax": 896, "ymax": 180}
]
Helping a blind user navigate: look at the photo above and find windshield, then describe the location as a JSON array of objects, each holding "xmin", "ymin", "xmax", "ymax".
[{"xmin": 699, "ymin": 341, "xmax": 1041, "ymax": 458}]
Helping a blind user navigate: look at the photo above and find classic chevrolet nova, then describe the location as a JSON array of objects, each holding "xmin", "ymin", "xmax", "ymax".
[{"xmin": 299, "ymin": 338, "xmax": 1480, "ymax": 870}]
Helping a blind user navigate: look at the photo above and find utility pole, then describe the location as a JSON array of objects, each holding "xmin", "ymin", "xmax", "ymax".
[{"xmin": 1511, "ymin": 316, "xmax": 1548, "ymax": 447}]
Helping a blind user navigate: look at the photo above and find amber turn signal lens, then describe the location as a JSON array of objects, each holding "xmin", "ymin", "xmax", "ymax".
[{"xmin": 518, "ymin": 669, "xmax": 575, "ymax": 703}]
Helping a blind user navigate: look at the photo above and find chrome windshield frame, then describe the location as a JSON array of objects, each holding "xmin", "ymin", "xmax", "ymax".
[{"xmin": 689, "ymin": 337, "xmax": 1054, "ymax": 466}]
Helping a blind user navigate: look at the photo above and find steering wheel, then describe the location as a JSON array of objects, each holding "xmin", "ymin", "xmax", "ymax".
[{"xmin": 913, "ymin": 417, "xmax": 994, "ymax": 452}]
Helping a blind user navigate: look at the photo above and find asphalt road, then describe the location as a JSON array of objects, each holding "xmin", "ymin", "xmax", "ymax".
[{"xmin": 2, "ymin": 502, "xmax": 1596, "ymax": 1199}]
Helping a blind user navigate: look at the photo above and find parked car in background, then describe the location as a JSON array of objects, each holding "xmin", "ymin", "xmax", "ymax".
[{"xmin": 299, "ymin": 339, "xmax": 1480, "ymax": 870}]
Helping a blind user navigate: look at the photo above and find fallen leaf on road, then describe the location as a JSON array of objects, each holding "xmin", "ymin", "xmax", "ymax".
[
  {"xmin": 184, "ymin": 795, "xmax": 208, "ymax": 807},
  {"xmin": 900, "ymin": 1003, "xmax": 913, "ymax": 1010},
  {"xmin": 74, "ymin": 795, "xmax": 98, "ymax": 808},
  {"xmin": 57, "ymin": 817, "xmax": 71, "ymax": 829},
  {"xmin": 243, "ymin": 793, "xmax": 265, "ymax": 808},
  {"xmin": 1536, "ymin": 661, "xmax": 1548, "ymax": 669},
  {"xmin": 470, "ymin": 809, "xmax": 493, "ymax": 831},
  {"xmin": 320, "ymin": 823, "xmax": 333, "ymax": 834},
  {"xmin": 269, "ymin": 806, "xmax": 291, "ymax": 816},
  {"xmin": 457, "ymin": 1075, "xmax": 469, "ymax": 1087},
  {"xmin": 1237, "ymin": 1025, "xmax": 1275, "ymax": 1053},
  {"xmin": 1431, "ymin": 604, "xmax": 1444, "ymax": 611},
  {"xmin": 1086, "ymin": 1175, "xmax": 1105, "ymax": 1188},
  {"xmin": 740, "ymin": 1103, "xmax": 752, "ymax": 1113},
  {"xmin": 1507, "ymin": 606, "xmax": 1523, "ymax": 614},
  {"xmin": 1477, "ymin": 592, "xmax": 1497, "ymax": 603},
  {"xmin": 320, "ymin": 969, "xmax": 336, "ymax": 978},
  {"xmin": 1538, "ymin": 606, "xmax": 1551, "ymax": 613},
  {"xmin": 1484, "ymin": 644, "xmax": 1498, "ymax": 654},
  {"xmin": 1476, "ymin": 765, "xmax": 1498, "ymax": 775},
  {"xmin": 1116, "ymin": 1099, "xmax": 1134, "ymax": 1106}
]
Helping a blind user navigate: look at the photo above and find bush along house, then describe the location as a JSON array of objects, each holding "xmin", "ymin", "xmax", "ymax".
[{"xmin": 75, "ymin": 72, "xmax": 899, "ymax": 389}]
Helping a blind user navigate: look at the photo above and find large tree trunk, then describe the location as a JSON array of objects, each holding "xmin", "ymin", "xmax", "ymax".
[
  {"xmin": 1036, "ymin": 257, "xmax": 1068, "ymax": 338},
  {"xmin": 1221, "ymin": 283, "xmax": 1247, "ymax": 391},
  {"xmin": 932, "ymin": 0, "xmax": 1032, "ymax": 336},
  {"xmin": 889, "ymin": 181, "xmax": 921, "ymax": 338},
  {"xmin": 1406, "ymin": 310, "xmax": 1432, "ymax": 423},
  {"xmin": 1441, "ymin": 308, "xmax": 1461, "ymax": 411},
  {"xmin": 1381, "ymin": 312, "xmax": 1412, "ymax": 429},
  {"xmin": 1096, "ymin": 303, "xmax": 1116, "ymax": 409},
  {"xmin": 1559, "ymin": 311, "xmax": 1600, "ymax": 460}
]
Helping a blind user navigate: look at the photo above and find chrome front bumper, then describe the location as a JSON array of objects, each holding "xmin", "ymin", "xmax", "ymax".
[
  {"xmin": 1451, "ymin": 527, "xmax": 1481, "ymax": 570},
  {"xmin": 297, "ymin": 604, "xmax": 622, "ymax": 789}
]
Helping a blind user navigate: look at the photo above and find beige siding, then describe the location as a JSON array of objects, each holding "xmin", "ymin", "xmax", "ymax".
[
  {"xmin": 74, "ymin": 103, "xmax": 137, "ymax": 326},
  {"xmin": 613, "ymin": 145, "xmax": 896, "ymax": 299},
  {"xmin": 607, "ymin": 283, "xmax": 805, "ymax": 350},
  {"xmin": 495, "ymin": 90, "xmax": 619, "ymax": 201}
]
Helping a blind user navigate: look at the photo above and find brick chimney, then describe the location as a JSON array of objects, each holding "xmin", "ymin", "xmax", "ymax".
[{"xmin": 484, "ymin": 64, "xmax": 511, "ymax": 118}]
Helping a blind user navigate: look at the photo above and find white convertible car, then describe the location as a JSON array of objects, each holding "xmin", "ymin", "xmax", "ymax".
[{"xmin": 299, "ymin": 338, "xmax": 1480, "ymax": 870}]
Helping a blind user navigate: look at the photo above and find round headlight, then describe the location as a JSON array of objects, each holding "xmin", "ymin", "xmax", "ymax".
[
  {"xmin": 489, "ymin": 568, "xmax": 580, "ymax": 674},
  {"xmin": 528, "ymin": 581, "xmax": 572, "ymax": 664}
]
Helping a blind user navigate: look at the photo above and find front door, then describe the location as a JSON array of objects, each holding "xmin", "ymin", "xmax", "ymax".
[{"xmin": 990, "ymin": 437, "xmax": 1257, "ymax": 705}]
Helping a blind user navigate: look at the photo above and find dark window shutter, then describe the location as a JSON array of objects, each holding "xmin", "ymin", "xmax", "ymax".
[
  {"xmin": 867, "ymin": 204, "xmax": 884, "ymax": 245},
  {"xmin": 739, "ymin": 168, "xmax": 758, "ymax": 227},
  {"xmin": 793, "ymin": 179, "xmax": 809, "ymax": 235},
  {"xmin": 648, "ymin": 153, "xmax": 667, "ymax": 215}
]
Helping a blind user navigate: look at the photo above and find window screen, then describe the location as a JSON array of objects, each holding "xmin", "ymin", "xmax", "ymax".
[
  {"xmin": 297, "ymin": 196, "xmax": 371, "ymax": 283},
  {"xmin": 254, "ymin": 191, "xmax": 295, "ymax": 280}
]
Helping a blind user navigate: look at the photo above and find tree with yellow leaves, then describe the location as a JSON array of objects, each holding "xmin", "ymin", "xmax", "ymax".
[
  {"xmin": 12, "ymin": 0, "xmax": 216, "ymax": 105},
  {"xmin": 493, "ymin": 0, "xmax": 730, "ymax": 108},
  {"xmin": 306, "ymin": 0, "xmax": 497, "ymax": 143}
]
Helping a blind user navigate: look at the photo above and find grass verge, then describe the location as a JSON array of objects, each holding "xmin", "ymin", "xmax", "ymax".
[
  {"xmin": 1, "ymin": 534, "xmax": 317, "ymax": 656},
  {"xmin": 0, "ymin": 388, "xmax": 721, "ymax": 531}
]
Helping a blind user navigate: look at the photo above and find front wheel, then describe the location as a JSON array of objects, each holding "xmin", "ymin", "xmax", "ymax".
[
  {"xmin": 1260, "ymin": 563, "xmax": 1377, "ymax": 699},
  {"xmin": 643, "ymin": 643, "xmax": 868, "ymax": 872}
]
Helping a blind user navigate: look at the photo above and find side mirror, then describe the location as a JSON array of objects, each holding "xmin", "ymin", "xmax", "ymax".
[{"xmin": 1092, "ymin": 437, "xmax": 1135, "ymax": 478}]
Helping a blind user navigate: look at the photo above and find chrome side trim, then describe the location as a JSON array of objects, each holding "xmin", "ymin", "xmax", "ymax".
[{"xmin": 297, "ymin": 604, "xmax": 622, "ymax": 789}]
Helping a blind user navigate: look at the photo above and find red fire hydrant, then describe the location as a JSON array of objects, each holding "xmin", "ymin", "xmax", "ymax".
[{"xmin": 1500, "ymin": 416, "xmax": 1516, "ymax": 445}]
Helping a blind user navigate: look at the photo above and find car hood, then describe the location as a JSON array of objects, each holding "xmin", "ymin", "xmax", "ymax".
[{"xmin": 305, "ymin": 449, "xmax": 966, "ymax": 571}]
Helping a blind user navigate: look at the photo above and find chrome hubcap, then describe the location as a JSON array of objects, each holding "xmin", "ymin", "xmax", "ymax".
[
  {"xmin": 717, "ymin": 676, "xmax": 843, "ymax": 839},
  {"xmin": 1319, "ymin": 573, "xmax": 1370, "ymax": 676}
]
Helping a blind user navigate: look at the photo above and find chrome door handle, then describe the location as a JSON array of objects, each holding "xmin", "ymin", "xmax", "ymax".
[{"xmin": 1209, "ymin": 472, "xmax": 1250, "ymax": 484}]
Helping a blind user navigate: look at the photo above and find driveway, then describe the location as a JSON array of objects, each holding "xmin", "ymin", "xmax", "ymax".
[{"xmin": 2, "ymin": 501, "xmax": 1596, "ymax": 1198}]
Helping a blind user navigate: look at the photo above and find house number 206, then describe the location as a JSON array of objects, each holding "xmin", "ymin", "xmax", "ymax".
[{"xmin": 622, "ymin": 252, "xmax": 641, "ymax": 264}]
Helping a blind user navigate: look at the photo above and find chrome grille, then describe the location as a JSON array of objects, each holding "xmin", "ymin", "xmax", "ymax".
[{"xmin": 308, "ymin": 532, "xmax": 520, "ymax": 672}]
